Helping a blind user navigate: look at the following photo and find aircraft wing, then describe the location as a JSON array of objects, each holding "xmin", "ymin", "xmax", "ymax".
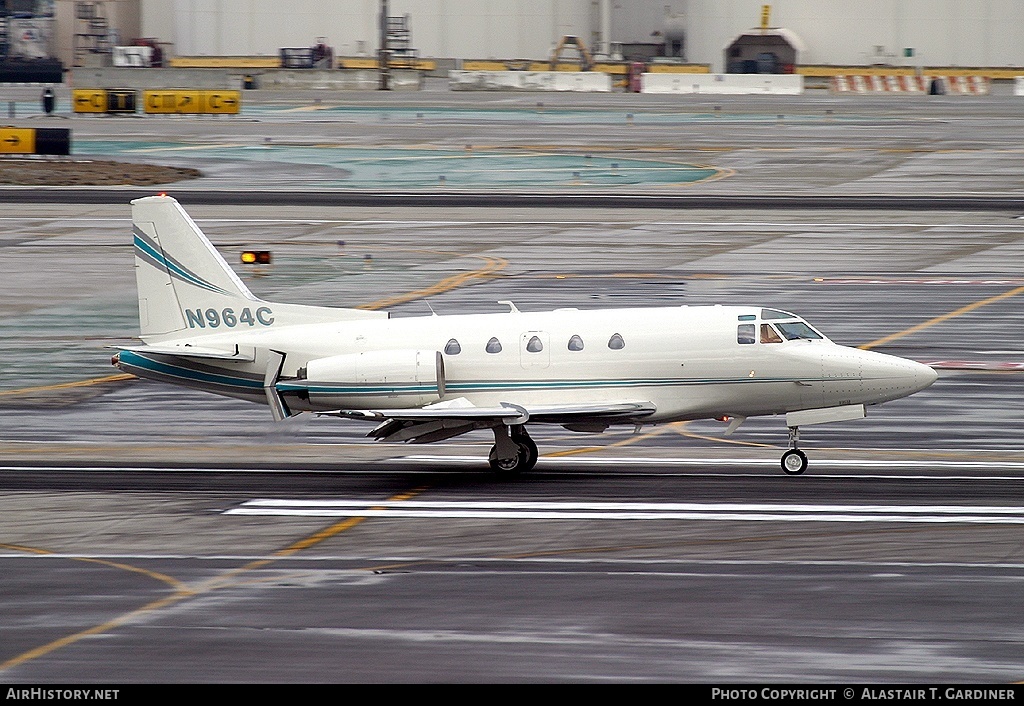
[
  {"xmin": 319, "ymin": 398, "xmax": 656, "ymax": 444},
  {"xmin": 521, "ymin": 401, "xmax": 657, "ymax": 423}
]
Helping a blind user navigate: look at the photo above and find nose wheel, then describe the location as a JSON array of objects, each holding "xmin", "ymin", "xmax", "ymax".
[
  {"xmin": 780, "ymin": 426, "xmax": 808, "ymax": 475},
  {"xmin": 781, "ymin": 448, "xmax": 808, "ymax": 475}
]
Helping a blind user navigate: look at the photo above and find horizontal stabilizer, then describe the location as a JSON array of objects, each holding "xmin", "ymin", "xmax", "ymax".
[{"xmin": 111, "ymin": 343, "xmax": 256, "ymax": 361}]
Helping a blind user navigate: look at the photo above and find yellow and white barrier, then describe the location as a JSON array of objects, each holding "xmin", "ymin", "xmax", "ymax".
[{"xmin": 831, "ymin": 75, "xmax": 989, "ymax": 94}]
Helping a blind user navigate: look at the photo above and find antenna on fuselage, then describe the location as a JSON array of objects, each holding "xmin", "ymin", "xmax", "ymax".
[
  {"xmin": 498, "ymin": 300, "xmax": 520, "ymax": 313},
  {"xmin": 424, "ymin": 300, "xmax": 438, "ymax": 316}
]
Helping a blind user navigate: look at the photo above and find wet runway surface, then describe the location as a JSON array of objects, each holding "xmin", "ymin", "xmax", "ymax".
[
  {"xmin": 9, "ymin": 80, "xmax": 1024, "ymax": 195},
  {"xmin": 1, "ymin": 87, "xmax": 1024, "ymax": 682}
]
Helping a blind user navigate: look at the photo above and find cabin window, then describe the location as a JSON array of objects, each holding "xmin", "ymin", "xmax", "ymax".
[
  {"xmin": 776, "ymin": 321, "xmax": 823, "ymax": 341},
  {"xmin": 760, "ymin": 324, "xmax": 783, "ymax": 344},
  {"xmin": 738, "ymin": 314, "xmax": 756, "ymax": 321},
  {"xmin": 526, "ymin": 335, "xmax": 543, "ymax": 353},
  {"xmin": 568, "ymin": 334, "xmax": 584, "ymax": 351},
  {"xmin": 608, "ymin": 333, "xmax": 625, "ymax": 350},
  {"xmin": 444, "ymin": 338, "xmax": 461, "ymax": 355},
  {"xmin": 486, "ymin": 337, "xmax": 503, "ymax": 353},
  {"xmin": 737, "ymin": 324, "xmax": 755, "ymax": 345}
]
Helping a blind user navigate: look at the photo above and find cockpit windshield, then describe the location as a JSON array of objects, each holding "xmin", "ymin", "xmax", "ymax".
[
  {"xmin": 760, "ymin": 309, "xmax": 825, "ymax": 341},
  {"xmin": 738, "ymin": 310, "xmax": 827, "ymax": 345},
  {"xmin": 775, "ymin": 321, "xmax": 823, "ymax": 341}
]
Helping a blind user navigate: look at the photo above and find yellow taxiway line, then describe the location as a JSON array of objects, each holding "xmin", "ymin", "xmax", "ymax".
[
  {"xmin": 0, "ymin": 488, "xmax": 427, "ymax": 673},
  {"xmin": 860, "ymin": 284, "xmax": 1024, "ymax": 350}
]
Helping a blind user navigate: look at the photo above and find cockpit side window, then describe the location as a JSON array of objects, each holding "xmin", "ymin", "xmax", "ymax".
[
  {"xmin": 737, "ymin": 324, "xmax": 755, "ymax": 345},
  {"xmin": 776, "ymin": 321, "xmax": 823, "ymax": 341},
  {"xmin": 760, "ymin": 324, "xmax": 783, "ymax": 344}
]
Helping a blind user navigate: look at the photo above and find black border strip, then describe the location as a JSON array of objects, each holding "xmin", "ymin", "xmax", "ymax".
[{"xmin": 1, "ymin": 189, "xmax": 1024, "ymax": 210}]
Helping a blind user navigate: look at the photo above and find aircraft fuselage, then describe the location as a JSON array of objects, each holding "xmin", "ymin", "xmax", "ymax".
[{"xmin": 115, "ymin": 304, "xmax": 936, "ymax": 424}]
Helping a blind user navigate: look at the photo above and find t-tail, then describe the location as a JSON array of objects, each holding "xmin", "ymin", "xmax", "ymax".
[{"xmin": 130, "ymin": 195, "xmax": 386, "ymax": 344}]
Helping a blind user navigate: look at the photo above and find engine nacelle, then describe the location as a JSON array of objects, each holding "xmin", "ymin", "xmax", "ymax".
[{"xmin": 300, "ymin": 349, "xmax": 445, "ymax": 406}]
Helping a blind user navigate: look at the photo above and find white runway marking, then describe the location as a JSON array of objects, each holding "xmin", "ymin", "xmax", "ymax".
[
  {"xmin": 227, "ymin": 498, "xmax": 1024, "ymax": 524},
  {"xmin": 401, "ymin": 455, "xmax": 1024, "ymax": 471}
]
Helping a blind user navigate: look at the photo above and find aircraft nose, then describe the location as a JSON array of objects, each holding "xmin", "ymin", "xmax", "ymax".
[
  {"xmin": 913, "ymin": 358, "xmax": 937, "ymax": 391},
  {"xmin": 859, "ymin": 351, "xmax": 938, "ymax": 402},
  {"xmin": 909, "ymin": 360, "xmax": 939, "ymax": 393}
]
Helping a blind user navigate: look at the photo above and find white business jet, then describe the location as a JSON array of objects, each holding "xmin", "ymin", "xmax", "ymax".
[{"xmin": 112, "ymin": 196, "xmax": 937, "ymax": 475}]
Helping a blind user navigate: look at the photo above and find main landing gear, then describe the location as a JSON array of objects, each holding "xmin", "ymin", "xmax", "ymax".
[
  {"xmin": 781, "ymin": 425, "xmax": 808, "ymax": 475},
  {"xmin": 488, "ymin": 424, "xmax": 538, "ymax": 477}
]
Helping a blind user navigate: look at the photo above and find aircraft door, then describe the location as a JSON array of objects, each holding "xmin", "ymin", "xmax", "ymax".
[{"xmin": 520, "ymin": 331, "xmax": 550, "ymax": 369}]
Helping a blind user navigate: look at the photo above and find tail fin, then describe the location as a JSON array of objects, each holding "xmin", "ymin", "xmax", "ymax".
[{"xmin": 131, "ymin": 195, "xmax": 385, "ymax": 342}]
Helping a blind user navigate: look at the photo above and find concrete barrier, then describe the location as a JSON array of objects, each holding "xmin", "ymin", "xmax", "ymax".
[
  {"xmin": 70, "ymin": 67, "xmax": 423, "ymax": 91},
  {"xmin": 450, "ymin": 70, "xmax": 611, "ymax": 92},
  {"xmin": 641, "ymin": 73, "xmax": 803, "ymax": 95},
  {"xmin": 255, "ymin": 69, "xmax": 422, "ymax": 90},
  {"xmin": 70, "ymin": 68, "xmax": 236, "ymax": 89}
]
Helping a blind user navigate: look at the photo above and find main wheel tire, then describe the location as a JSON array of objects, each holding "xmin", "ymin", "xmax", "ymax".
[
  {"xmin": 488, "ymin": 443, "xmax": 530, "ymax": 477},
  {"xmin": 509, "ymin": 428, "xmax": 539, "ymax": 472},
  {"xmin": 781, "ymin": 449, "xmax": 808, "ymax": 475},
  {"xmin": 516, "ymin": 435, "xmax": 539, "ymax": 471}
]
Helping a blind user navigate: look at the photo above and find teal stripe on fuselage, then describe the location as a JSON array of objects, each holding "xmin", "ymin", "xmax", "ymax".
[{"xmin": 277, "ymin": 375, "xmax": 829, "ymax": 396}]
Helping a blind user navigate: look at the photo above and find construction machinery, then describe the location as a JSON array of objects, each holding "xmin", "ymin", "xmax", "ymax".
[{"xmin": 549, "ymin": 35, "xmax": 592, "ymax": 71}]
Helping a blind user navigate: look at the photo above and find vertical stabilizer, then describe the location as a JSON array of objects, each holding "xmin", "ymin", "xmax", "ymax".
[
  {"xmin": 130, "ymin": 195, "xmax": 389, "ymax": 342},
  {"xmin": 132, "ymin": 195, "xmax": 259, "ymax": 339}
]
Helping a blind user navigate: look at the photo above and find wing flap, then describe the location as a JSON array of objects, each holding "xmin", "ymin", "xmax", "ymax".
[
  {"xmin": 520, "ymin": 401, "xmax": 656, "ymax": 423},
  {"xmin": 322, "ymin": 399, "xmax": 529, "ymax": 424},
  {"xmin": 320, "ymin": 398, "xmax": 655, "ymax": 423}
]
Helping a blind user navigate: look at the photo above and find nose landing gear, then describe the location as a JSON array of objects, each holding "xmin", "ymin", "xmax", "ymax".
[{"xmin": 781, "ymin": 426, "xmax": 808, "ymax": 475}]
